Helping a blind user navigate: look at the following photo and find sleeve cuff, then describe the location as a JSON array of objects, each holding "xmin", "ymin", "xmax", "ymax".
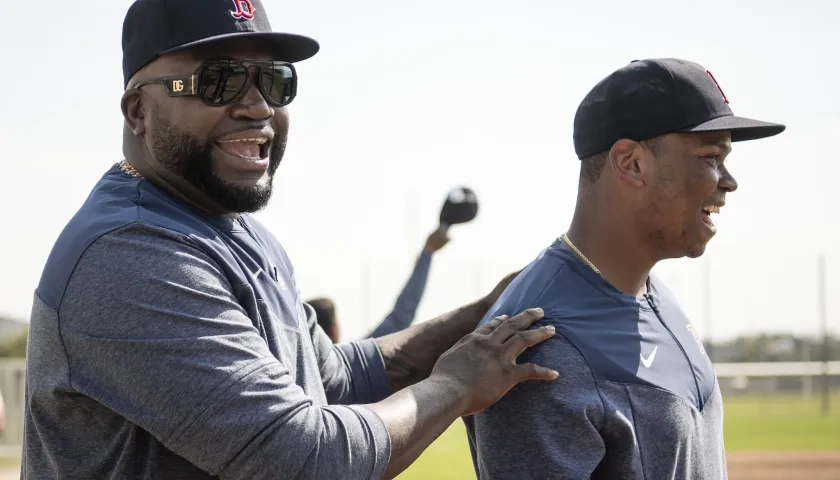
[
  {"xmin": 335, "ymin": 338, "xmax": 392, "ymax": 403},
  {"xmin": 417, "ymin": 250, "xmax": 433, "ymax": 266},
  {"xmin": 349, "ymin": 404, "xmax": 393, "ymax": 480}
]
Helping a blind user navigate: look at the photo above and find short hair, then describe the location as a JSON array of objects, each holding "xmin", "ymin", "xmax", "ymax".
[
  {"xmin": 578, "ymin": 137, "xmax": 663, "ymax": 185},
  {"xmin": 307, "ymin": 297, "xmax": 336, "ymax": 330},
  {"xmin": 579, "ymin": 151, "xmax": 608, "ymax": 185}
]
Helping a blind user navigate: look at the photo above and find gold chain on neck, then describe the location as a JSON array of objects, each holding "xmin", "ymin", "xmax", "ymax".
[
  {"xmin": 562, "ymin": 233, "xmax": 601, "ymax": 275},
  {"xmin": 119, "ymin": 160, "xmax": 142, "ymax": 178}
]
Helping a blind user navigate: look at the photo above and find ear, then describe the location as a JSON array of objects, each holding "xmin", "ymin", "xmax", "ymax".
[
  {"xmin": 607, "ymin": 139, "xmax": 646, "ymax": 188},
  {"xmin": 121, "ymin": 89, "xmax": 146, "ymax": 136}
]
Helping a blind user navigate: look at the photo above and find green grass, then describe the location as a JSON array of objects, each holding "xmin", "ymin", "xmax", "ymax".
[
  {"xmin": 723, "ymin": 394, "xmax": 840, "ymax": 450},
  {"xmin": 0, "ymin": 456, "xmax": 19, "ymax": 469},
  {"xmin": 397, "ymin": 394, "xmax": 840, "ymax": 480}
]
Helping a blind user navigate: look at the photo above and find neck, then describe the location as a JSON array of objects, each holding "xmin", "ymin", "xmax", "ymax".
[
  {"xmin": 123, "ymin": 154, "xmax": 237, "ymax": 219},
  {"xmin": 565, "ymin": 191, "xmax": 656, "ymax": 296}
]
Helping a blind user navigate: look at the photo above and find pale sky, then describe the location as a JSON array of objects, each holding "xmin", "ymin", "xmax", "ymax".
[{"xmin": 0, "ymin": 0, "xmax": 837, "ymax": 342}]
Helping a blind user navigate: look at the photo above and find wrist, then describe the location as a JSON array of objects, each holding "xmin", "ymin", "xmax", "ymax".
[
  {"xmin": 425, "ymin": 372, "xmax": 471, "ymax": 415},
  {"xmin": 475, "ymin": 295, "xmax": 494, "ymax": 315}
]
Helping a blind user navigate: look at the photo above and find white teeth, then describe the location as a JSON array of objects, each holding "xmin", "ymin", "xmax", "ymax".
[
  {"xmin": 218, "ymin": 137, "xmax": 268, "ymax": 144},
  {"xmin": 703, "ymin": 205, "xmax": 721, "ymax": 214}
]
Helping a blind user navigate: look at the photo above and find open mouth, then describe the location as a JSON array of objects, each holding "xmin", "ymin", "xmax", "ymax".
[
  {"xmin": 700, "ymin": 204, "xmax": 721, "ymax": 230},
  {"xmin": 216, "ymin": 137, "xmax": 270, "ymax": 162}
]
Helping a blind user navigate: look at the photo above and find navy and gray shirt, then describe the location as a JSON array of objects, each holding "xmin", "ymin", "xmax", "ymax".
[
  {"xmin": 464, "ymin": 239, "xmax": 726, "ymax": 480},
  {"xmin": 23, "ymin": 165, "xmax": 392, "ymax": 479}
]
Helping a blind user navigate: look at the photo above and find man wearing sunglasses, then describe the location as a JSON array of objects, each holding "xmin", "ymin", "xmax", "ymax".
[{"xmin": 21, "ymin": 1, "xmax": 558, "ymax": 479}]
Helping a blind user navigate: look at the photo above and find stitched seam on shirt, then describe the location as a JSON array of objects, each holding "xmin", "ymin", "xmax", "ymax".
[
  {"xmin": 57, "ymin": 223, "xmax": 141, "ymax": 391},
  {"xmin": 551, "ymin": 331, "xmax": 608, "ymax": 433},
  {"xmin": 647, "ymin": 298, "xmax": 705, "ymax": 411},
  {"xmin": 531, "ymin": 262, "xmax": 572, "ymax": 306},
  {"xmin": 544, "ymin": 249, "xmax": 634, "ymax": 309},
  {"xmin": 57, "ymin": 175, "xmax": 145, "ymax": 391},
  {"xmin": 38, "ymin": 291, "xmax": 75, "ymax": 391},
  {"xmin": 600, "ymin": 380, "xmax": 704, "ymax": 415},
  {"xmin": 624, "ymin": 384, "xmax": 649, "ymax": 480}
]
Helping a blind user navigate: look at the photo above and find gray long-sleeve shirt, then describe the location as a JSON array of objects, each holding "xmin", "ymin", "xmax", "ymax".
[
  {"xmin": 367, "ymin": 251, "xmax": 432, "ymax": 338},
  {"xmin": 464, "ymin": 240, "xmax": 726, "ymax": 480},
  {"xmin": 23, "ymin": 165, "xmax": 392, "ymax": 479}
]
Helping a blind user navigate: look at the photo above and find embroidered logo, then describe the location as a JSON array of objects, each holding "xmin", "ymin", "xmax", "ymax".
[
  {"xmin": 230, "ymin": 0, "xmax": 256, "ymax": 20},
  {"xmin": 706, "ymin": 70, "xmax": 729, "ymax": 104},
  {"xmin": 686, "ymin": 324, "xmax": 708, "ymax": 356},
  {"xmin": 640, "ymin": 346, "xmax": 658, "ymax": 368}
]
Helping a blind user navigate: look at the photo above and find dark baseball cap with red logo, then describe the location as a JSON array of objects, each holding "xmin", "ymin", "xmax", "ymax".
[
  {"xmin": 573, "ymin": 58, "xmax": 786, "ymax": 159},
  {"xmin": 121, "ymin": 0, "xmax": 319, "ymax": 87}
]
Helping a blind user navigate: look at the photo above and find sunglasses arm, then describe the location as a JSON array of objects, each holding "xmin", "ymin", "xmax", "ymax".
[{"xmin": 162, "ymin": 75, "xmax": 198, "ymax": 97}]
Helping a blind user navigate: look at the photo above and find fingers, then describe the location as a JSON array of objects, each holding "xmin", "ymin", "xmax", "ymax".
[
  {"xmin": 489, "ymin": 308, "xmax": 544, "ymax": 343},
  {"xmin": 504, "ymin": 324, "xmax": 556, "ymax": 359},
  {"xmin": 474, "ymin": 315, "xmax": 508, "ymax": 335},
  {"xmin": 515, "ymin": 362, "xmax": 560, "ymax": 382}
]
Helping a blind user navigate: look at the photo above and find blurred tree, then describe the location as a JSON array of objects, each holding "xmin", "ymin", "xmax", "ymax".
[{"xmin": 707, "ymin": 333, "xmax": 839, "ymax": 363}]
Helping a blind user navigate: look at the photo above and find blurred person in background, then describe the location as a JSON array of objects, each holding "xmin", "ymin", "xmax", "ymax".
[
  {"xmin": 21, "ymin": 1, "xmax": 558, "ymax": 479},
  {"xmin": 309, "ymin": 225, "xmax": 450, "ymax": 343},
  {"xmin": 465, "ymin": 58, "xmax": 785, "ymax": 479}
]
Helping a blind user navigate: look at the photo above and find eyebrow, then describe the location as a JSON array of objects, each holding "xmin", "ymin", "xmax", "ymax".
[{"xmin": 700, "ymin": 140, "xmax": 732, "ymax": 154}]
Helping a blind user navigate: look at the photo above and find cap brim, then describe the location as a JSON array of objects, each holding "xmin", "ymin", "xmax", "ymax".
[
  {"xmin": 161, "ymin": 32, "xmax": 320, "ymax": 63},
  {"xmin": 679, "ymin": 115, "xmax": 786, "ymax": 142}
]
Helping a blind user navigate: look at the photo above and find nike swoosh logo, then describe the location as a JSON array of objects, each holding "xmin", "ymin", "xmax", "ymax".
[
  {"xmin": 253, "ymin": 266, "xmax": 263, "ymax": 278},
  {"xmin": 640, "ymin": 346, "xmax": 658, "ymax": 368}
]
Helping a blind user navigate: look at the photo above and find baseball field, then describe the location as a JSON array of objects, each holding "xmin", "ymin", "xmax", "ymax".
[{"xmin": 397, "ymin": 393, "xmax": 840, "ymax": 480}]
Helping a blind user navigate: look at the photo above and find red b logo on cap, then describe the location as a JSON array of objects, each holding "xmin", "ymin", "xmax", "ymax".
[
  {"xmin": 230, "ymin": 0, "xmax": 256, "ymax": 20},
  {"xmin": 706, "ymin": 70, "xmax": 729, "ymax": 104}
]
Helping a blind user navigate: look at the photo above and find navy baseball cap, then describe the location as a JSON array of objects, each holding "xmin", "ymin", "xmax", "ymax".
[
  {"xmin": 573, "ymin": 58, "xmax": 786, "ymax": 159},
  {"xmin": 122, "ymin": 0, "xmax": 319, "ymax": 87}
]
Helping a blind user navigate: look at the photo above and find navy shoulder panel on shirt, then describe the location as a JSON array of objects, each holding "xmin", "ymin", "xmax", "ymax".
[
  {"xmin": 481, "ymin": 239, "xmax": 717, "ymax": 410},
  {"xmin": 478, "ymin": 244, "xmax": 571, "ymax": 326},
  {"xmin": 36, "ymin": 166, "xmax": 240, "ymax": 311}
]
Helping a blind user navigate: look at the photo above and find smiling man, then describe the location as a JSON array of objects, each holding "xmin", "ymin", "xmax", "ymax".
[
  {"xmin": 464, "ymin": 59, "xmax": 786, "ymax": 479},
  {"xmin": 20, "ymin": 1, "xmax": 561, "ymax": 479}
]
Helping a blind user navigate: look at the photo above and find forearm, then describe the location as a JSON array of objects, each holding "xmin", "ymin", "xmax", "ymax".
[
  {"xmin": 368, "ymin": 251, "xmax": 432, "ymax": 338},
  {"xmin": 375, "ymin": 298, "xmax": 489, "ymax": 392},
  {"xmin": 365, "ymin": 375, "xmax": 467, "ymax": 479}
]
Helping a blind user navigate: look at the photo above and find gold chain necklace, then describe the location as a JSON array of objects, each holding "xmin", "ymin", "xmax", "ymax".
[
  {"xmin": 561, "ymin": 233, "xmax": 601, "ymax": 275},
  {"xmin": 119, "ymin": 160, "xmax": 142, "ymax": 178}
]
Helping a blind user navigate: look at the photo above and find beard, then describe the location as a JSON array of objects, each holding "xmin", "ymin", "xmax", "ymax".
[{"xmin": 148, "ymin": 108, "xmax": 284, "ymax": 214}]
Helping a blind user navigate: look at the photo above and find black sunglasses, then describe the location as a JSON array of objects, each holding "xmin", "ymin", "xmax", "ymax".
[{"xmin": 134, "ymin": 60, "xmax": 297, "ymax": 107}]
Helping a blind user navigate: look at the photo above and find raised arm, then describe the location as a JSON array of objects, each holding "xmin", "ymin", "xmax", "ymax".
[
  {"xmin": 367, "ymin": 250, "xmax": 432, "ymax": 338},
  {"xmin": 368, "ymin": 226, "xmax": 449, "ymax": 338}
]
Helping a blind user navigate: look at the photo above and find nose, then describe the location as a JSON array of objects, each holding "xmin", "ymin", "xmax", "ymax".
[
  {"xmin": 229, "ymin": 75, "xmax": 274, "ymax": 121},
  {"xmin": 719, "ymin": 165, "xmax": 738, "ymax": 193}
]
